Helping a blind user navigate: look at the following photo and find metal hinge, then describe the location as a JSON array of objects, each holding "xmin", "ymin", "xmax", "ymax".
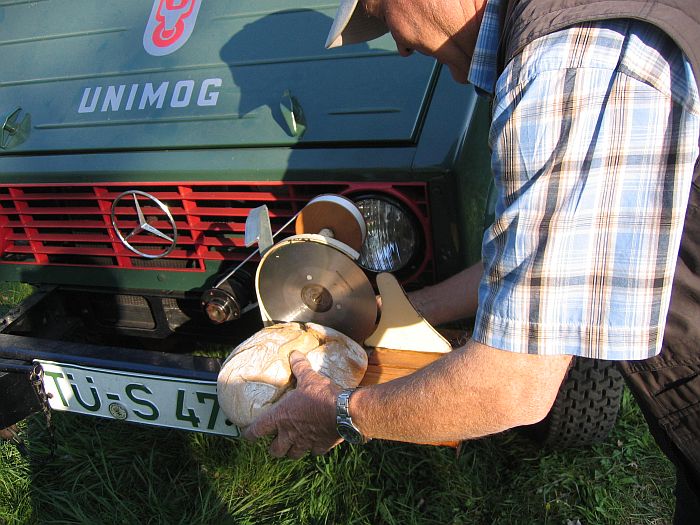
[
  {"xmin": 29, "ymin": 362, "xmax": 57, "ymax": 463},
  {"xmin": 280, "ymin": 91, "xmax": 306, "ymax": 138},
  {"xmin": 1, "ymin": 107, "xmax": 31, "ymax": 150}
]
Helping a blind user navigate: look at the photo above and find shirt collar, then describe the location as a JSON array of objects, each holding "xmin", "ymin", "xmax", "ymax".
[{"xmin": 467, "ymin": 0, "xmax": 505, "ymax": 96}]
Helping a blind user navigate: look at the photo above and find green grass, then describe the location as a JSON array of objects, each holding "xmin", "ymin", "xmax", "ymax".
[
  {"xmin": 0, "ymin": 283, "xmax": 34, "ymax": 317},
  {"xmin": 0, "ymin": 286, "xmax": 676, "ymax": 525},
  {"xmin": 0, "ymin": 390, "xmax": 675, "ymax": 524}
]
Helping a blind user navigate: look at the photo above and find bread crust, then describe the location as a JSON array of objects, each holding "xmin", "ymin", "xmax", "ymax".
[{"xmin": 217, "ymin": 322, "xmax": 368, "ymax": 427}]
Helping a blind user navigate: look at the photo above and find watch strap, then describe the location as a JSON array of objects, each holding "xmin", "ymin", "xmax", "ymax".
[{"xmin": 336, "ymin": 388, "xmax": 366, "ymax": 444}]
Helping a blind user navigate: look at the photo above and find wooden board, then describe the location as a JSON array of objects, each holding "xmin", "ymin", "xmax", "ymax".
[{"xmin": 360, "ymin": 347, "xmax": 446, "ymax": 386}]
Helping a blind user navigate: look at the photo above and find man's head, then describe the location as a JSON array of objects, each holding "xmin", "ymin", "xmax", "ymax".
[{"xmin": 325, "ymin": 0, "xmax": 486, "ymax": 84}]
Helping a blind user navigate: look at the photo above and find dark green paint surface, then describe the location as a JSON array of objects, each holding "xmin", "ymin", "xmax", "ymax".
[
  {"xmin": 0, "ymin": 1, "xmax": 494, "ymax": 293},
  {"xmin": 0, "ymin": 1, "xmax": 437, "ymax": 152}
]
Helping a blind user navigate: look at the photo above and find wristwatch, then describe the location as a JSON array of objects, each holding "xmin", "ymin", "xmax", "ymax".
[{"xmin": 336, "ymin": 388, "xmax": 366, "ymax": 445}]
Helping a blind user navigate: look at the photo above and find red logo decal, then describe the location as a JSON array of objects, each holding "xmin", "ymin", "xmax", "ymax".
[{"xmin": 144, "ymin": 0, "xmax": 202, "ymax": 56}]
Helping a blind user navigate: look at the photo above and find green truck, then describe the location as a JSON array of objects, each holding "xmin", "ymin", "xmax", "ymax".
[{"xmin": 0, "ymin": 0, "xmax": 621, "ymax": 448}]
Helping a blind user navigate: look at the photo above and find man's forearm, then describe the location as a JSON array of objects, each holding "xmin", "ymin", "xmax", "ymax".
[
  {"xmin": 351, "ymin": 339, "xmax": 572, "ymax": 443},
  {"xmin": 408, "ymin": 261, "xmax": 483, "ymax": 326}
]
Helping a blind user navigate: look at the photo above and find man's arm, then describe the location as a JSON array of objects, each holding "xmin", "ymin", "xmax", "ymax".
[
  {"xmin": 408, "ymin": 261, "xmax": 483, "ymax": 326},
  {"xmin": 244, "ymin": 338, "xmax": 571, "ymax": 456},
  {"xmin": 351, "ymin": 339, "xmax": 571, "ymax": 443}
]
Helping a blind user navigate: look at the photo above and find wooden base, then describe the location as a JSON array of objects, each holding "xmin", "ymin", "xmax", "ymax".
[{"xmin": 360, "ymin": 347, "xmax": 446, "ymax": 386}]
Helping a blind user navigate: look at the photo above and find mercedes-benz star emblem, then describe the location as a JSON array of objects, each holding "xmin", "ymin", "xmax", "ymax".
[{"xmin": 111, "ymin": 190, "xmax": 178, "ymax": 259}]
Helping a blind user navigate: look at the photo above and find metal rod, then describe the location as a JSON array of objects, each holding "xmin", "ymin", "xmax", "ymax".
[{"xmin": 214, "ymin": 212, "xmax": 300, "ymax": 288}]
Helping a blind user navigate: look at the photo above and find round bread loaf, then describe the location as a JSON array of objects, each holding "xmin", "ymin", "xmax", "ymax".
[{"xmin": 217, "ymin": 322, "xmax": 368, "ymax": 427}]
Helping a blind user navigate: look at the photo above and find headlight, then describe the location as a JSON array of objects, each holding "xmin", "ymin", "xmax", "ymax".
[{"xmin": 354, "ymin": 197, "xmax": 418, "ymax": 272}]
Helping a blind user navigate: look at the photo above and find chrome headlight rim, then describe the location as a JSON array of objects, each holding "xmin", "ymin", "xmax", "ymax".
[{"xmin": 349, "ymin": 193, "xmax": 425, "ymax": 275}]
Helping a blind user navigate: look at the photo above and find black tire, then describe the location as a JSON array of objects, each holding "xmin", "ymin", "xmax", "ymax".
[{"xmin": 522, "ymin": 357, "xmax": 625, "ymax": 448}]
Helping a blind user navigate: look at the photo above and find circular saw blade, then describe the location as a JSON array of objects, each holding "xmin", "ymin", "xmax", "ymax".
[{"xmin": 256, "ymin": 237, "xmax": 377, "ymax": 343}]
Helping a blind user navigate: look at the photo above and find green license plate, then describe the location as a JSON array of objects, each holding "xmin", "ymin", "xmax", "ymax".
[{"xmin": 35, "ymin": 360, "xmax": 239, "ymax": 437}]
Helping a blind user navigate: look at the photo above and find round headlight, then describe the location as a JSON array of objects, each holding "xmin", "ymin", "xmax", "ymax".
[{"xmin": 354, "ymin": 197, "xmax": 417, "ymax": 272}]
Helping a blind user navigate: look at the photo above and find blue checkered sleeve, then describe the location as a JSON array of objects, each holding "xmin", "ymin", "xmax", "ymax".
[{"xmin": 471, "ymin": 20, "xmax": 700, "ymax": 359}]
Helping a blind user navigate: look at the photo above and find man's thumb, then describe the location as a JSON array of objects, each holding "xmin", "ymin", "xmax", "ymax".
[{"xmin": 289, "ymin": 350, "xmax": 314, "ymax": 382}]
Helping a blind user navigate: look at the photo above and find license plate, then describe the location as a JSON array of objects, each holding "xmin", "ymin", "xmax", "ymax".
[{"xmin": 35, "ymin": 360, "xmax": 240, "ymax": 437}]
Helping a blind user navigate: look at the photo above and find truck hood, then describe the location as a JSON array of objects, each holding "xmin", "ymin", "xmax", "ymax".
[{"xmin": 0, "ymin": 1, "xmax": 438, "ymax": 153}]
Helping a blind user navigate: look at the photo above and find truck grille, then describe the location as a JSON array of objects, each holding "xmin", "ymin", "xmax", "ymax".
[{"xmin": 0, "ymin": 181, "xmax": 431, "ymax": 275}]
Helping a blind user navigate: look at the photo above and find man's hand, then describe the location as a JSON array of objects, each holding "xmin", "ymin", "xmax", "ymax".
[{"xmin": 243, "ymin": 351, "xmax": 344, "ymax": 459}]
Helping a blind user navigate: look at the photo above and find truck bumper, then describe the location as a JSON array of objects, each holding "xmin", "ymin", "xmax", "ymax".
[{"xmin": 0, "ymin": 288, "xmax": 237, "ymax": 436}]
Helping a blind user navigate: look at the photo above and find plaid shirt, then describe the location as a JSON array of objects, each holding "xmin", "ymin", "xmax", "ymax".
[
  {"xmin": 467, "ymin": 0, "xmax": 503, "ymax": 95},
  {"xmin": 467, "ymin": 12, "xmax": 700, "ymax": 359}
]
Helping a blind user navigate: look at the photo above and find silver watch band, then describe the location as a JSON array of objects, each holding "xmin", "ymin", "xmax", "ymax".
[
  {"xmin": 336, "ymin": 388, "xmax": 354, "ymax": 418},
  {"xmin": 336, "ymin": 388, "xmax": 366, "ymax": 444}
]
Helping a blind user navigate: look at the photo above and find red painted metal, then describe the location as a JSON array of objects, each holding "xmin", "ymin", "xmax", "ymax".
[{"xmin": 0, "ymin": 181, "xmax": 432, "ymax": 280}]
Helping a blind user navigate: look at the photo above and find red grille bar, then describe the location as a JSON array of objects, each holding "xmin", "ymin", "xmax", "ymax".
[{"xmin": 0, "ymin": 181, "xmax": 431, "ymax": 274}]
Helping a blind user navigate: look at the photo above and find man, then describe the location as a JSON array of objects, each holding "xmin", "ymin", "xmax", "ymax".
[{"xmin": 243, "ymin": 0, "xmax": 700, "ymax": 521}]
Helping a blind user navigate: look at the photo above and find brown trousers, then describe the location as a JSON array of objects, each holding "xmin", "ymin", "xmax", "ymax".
[{"xmin": 618, "ymin": 171, "xmax": 700, "ymax": 524}]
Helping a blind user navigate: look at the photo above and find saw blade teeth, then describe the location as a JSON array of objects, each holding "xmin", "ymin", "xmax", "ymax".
[{"xmin": 256, "ymin": 236, "xmax": 377, "ymax": 343}]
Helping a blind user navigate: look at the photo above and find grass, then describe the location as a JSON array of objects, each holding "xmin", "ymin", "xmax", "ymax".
[
  {"xmin": 0, "ymin": 283, "xmax": 34, "ymax": 317},
  {"xmin": 0, "ymin": 286, "xmax": 676, "ymax": 524},
  {"xmin": 0, "ymin": 386, "xmax": 676, "ymax": 524}
]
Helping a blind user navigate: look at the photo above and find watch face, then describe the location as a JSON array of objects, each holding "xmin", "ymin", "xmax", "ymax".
[{"xmin": 337, "ymin": 422, "xmax": 363, "ymax": 444}]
